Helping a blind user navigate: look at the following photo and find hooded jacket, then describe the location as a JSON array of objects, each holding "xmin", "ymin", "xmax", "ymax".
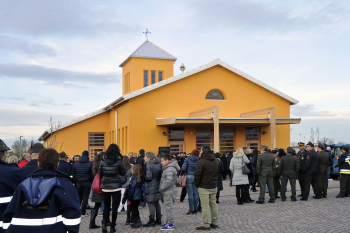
[
  {"xmin": 20, "ymin": 159, "xmax": 38, "ymax": 181},
  {"xmin": 194, "ymin": 150, "xmax": 220, "ymax": 189},
  {"xmin": 159, "ymin": 160, "xmax": 179, "ymax": 196},
  {"xmin": 2, "ymin": 169, "xmax": 81, "ymax": 233},
  {"xmin": 99, "ymin": 156, "xmax": 126, "ymax": 191},
  {"xmin": 57, "ymin": 160, "xmax": 73, "ymax": 177},
  {"xmin": 145, "ymin": 158, "xmax": 163, "ymax": 202},
  {"xmin": 181, "ymin": 155, "xmax": 200, "ymax": 175},
  {"xmin": 72, "ymin": 155, "xmax": 93, "ymax": 183},
  {"xmin": 0, "ymin": 160, "xmax": 22, "ymax": 232}
]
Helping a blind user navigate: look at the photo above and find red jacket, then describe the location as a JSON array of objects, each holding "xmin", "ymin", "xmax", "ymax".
[{"xmin": 18, "ymin": 160, "xmax": 28, "ymax": 168}]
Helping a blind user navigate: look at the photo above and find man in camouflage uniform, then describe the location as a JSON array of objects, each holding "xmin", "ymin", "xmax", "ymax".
[
  {"xmin": 280, "ymin": 147, "xmax": 299, "ymax": 201},
  {"xmin": 296, "ymin": 142, "xmax": 307, "ymax": 197},
  {"xmin": 272, "ymin": 150, "xmax": 281, "ymax": 199},
  {"xmin": 317, "ymin": 143, "xmax": 330, "ymax": 198}
]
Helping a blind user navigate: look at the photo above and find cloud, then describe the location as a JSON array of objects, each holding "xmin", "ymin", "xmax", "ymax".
[
  {"xmin": 28, "ymin": 99, "xmax": 73, "ymax": 107},
  {"xmin": 291, "ymin": 104, "xmax": 338, "ymax": 118},
  {"xmin": 0, "ymin": 63, "xmax": 120, "ymax": 86},
  {"xmin": 0, "ymin": 0, "xmax": 140, "ymax": 37},
  {"xmin": 0, "ymin": 35, "xmax": 57, "ymax": 57}
]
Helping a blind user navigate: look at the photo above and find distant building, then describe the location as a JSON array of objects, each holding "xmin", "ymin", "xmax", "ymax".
[{"xmin": 39, "ymin": 40, "xmax": 301, "ymax": 160}]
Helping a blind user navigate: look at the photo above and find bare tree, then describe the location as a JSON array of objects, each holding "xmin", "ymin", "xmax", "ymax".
[
  {"xmin": 47, "ymin": 116, "xmax": 65, "ymax": 151},
  {"xmin": 337, "ymin": 141, "xmax": 347, "ymax": 144},
  {"xmin": 319, "ymin": 137, "xmax": 335, "ymax": 145},
  {"xmin": 11, "ymin": 139, "xmax": 29, "ymax": 157}
]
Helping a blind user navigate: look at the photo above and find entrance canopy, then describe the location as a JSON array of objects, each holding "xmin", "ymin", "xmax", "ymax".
[{"xmin": 156, "ymin": 117, "xmax": 301, "ymax": 126}]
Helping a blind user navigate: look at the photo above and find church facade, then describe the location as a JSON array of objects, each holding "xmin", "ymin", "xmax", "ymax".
[{"xmin": 39, "ymin": 40, "xmax": 301, "ymax": 160}]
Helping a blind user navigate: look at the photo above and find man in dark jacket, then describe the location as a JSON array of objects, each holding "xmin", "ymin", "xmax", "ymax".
[
  {"xmin": 194, "ymin": 145, "xmax": 220, "ymax": 230},
  {"xmin": 335, "ymin": 145, "xmax": 350, "ymax": 198},
  {"xmin": 220, "ymin": 153, "xmax": 228, "ymax": 180},
  {"xmin": 2, "ymin": 148, "xmax": 81, "ymax": 233},
  {"xmin": 243, "ymin": 147, "xmax": 255, "ymax": 202},
  {"xmin": 20, "ymin": 143, "xmax": 45, "ymax": 180},
  {"xmin": 317, "ymin": 143, "xmax": 330, "ymax": 198},
  {"xmin": 72, "ymin": 150, "xmax": 94, "ymax": 215},
  {"xmin": 279, "ymin": 147, "xmax": 299, "ymax": 201},
  {"xmin": 296, "ymin": 142, "xmax": 307, "ymax": 197},
  {"xmin": 58, "ymin": 151, "xmax": 73, "ymax": 177},
  {"xmin": 137, "ymin": 149, "xmax": 146, "ymax": 173},
  {"xmin": 301, "ymin": 142, "xmax": 321, "ymax": 200},
  {"xmin": 0, "ymin": 139, "xmax": 22, "ymax": 233}
]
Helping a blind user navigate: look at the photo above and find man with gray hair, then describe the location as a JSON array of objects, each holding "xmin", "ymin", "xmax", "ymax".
[{"xmin": 243, "ymin": 147, "xmax": 255, "ymax": 203}]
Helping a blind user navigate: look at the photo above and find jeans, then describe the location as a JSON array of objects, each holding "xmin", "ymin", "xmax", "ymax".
[
  {"xmin": 198, "ymin": 187, "xmax": 218, "ymax": 228},
  {"xmin": 76, "ymin": 181, "xmax": 92, "ymax": 215},
  {"xmin": 163, "ymin": 193, "xmax": 176, "ymax": 224},
  {"xmin": 103, "ymin": 191, "xmax": 121, "ymax": 226},
  {"xmin": 186, "ymin": 175, "xmax": 199, "ymax": 211}
]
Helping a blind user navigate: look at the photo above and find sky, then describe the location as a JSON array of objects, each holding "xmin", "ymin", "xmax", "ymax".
[{"xmin": 1, "ymin": 0, "xmax": 350, "ymax": 148}]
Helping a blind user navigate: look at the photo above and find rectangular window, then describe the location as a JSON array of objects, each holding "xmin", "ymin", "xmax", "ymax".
[
  {"xmin": 245, "ymin": 127, "xmax": 260, "ymax": 141},
  {"xmin": 158, "ymin": 71, "xmax": 163, "ymax": 81},
  {"xmin": 144, "ymin": 70, "xmax": 148, "ymax": 87},
  {"xmin": 196, "ymin": 127, "xmax": 235, "ymax": 153},
  {"xmin": 89, "ymin": 133, "xmax": 105, "ymax": 146},
  {"xmin": 151, "ymin": 71, "xmax": 156, "ymax": 84},
  {"xmin": 168, "ymin": 127, "xmax": 185, "ymax": 142}
]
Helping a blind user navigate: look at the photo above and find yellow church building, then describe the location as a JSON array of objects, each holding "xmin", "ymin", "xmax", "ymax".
[{"xmin": 39, "ymin": 40, "xmax": 301, "ymax": 160}]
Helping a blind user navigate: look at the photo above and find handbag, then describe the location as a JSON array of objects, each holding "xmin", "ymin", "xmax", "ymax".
[
  {"xmin": 242, "ymin": 158, "xmax": 251, "ymax": 175},
  {"xmin": 176, "ymin": 175, "xmax": 187, "ymax": 187},
  {"xmin": 92, "ymin": 173, "xmax": 103, "ymax": 193}
]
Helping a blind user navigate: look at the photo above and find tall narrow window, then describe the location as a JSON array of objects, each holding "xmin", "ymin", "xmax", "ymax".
[
  {"xmin": 151, "ymin": 71, "xmax": 156, "ymax": 84},
  {"xmin": 144, "ymin": 70, "xmax": 148, "ymax": 87},
  {"xmin": 158, "ymin": 71, "xmax": 163, "ymax": 81}
]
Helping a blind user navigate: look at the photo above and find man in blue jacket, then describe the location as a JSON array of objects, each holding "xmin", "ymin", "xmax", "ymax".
[
  {"xmin": 0, "ymin": 139, "xmax": 22, "ymax": 233},
  {"xmin": 20, "ymin": 143, "xmax": 45, "ymax": 180},
  {"xmin": 72, "ymin": 150, "xmax": 94, "ymax": 216},
  {"xmin": 57, "ymin": 151, "xmax": 73, "ymax": 177},
  {"xmin": 335, "ymin": 145, "xmax": 350, "ymax": 198},
  {"xmin": 2, "ymin": 148, "xmax": 81, "ymax": 233}
]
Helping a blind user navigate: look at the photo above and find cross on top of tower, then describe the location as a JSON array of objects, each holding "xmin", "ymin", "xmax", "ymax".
[{"xmin": 143, "ymin": 29, "xmax": 151, "ymax": 40}]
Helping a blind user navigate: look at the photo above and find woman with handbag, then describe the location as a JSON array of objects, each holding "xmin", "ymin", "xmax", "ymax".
[
  {"xmin": 99, "ymin": 144, "xmax": 126, "ymax": 233},
  {"xmin": 180, "ymin": 149, "xmax": 200, "ymax": 214},
  {"xmin": 143, "ymin": 152, "xmax": 163, "ymax": 227},
  {"xmin": 229, "ymin": 148, "xmax": 251, "ymax": 205},
  {"xmin": 89, "ymin": 152, "xmax": 104, "ymax": 229}
]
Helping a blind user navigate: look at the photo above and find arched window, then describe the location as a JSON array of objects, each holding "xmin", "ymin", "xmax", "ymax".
[{"xmin": 205, "ymin": 90, "xmax": 225, "ymax": 100}]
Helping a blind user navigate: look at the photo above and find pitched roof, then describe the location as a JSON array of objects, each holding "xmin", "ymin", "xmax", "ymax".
[{"xmin": 119, "ymin": 40, "xmax": 177, "ymax": 67}]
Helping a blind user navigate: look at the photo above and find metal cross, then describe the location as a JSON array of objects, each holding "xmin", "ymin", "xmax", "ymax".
[{"xmin": 143, "ymin": 29, "xmax": 151, "ymax": 40}]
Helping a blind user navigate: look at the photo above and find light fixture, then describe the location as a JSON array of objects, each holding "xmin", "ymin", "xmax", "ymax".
[
  {"xmin": 263, "ymin": 131, "xmax": 267, "ymax": 135},
  {"xmin": 163, "ymin": 132, "xmax": 167, "ymax": 136}
]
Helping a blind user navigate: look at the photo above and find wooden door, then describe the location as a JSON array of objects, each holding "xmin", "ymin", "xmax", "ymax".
[
  {"xmin": 89, "ymin": 147, "xmax": 104, "ymax": 161},
  {"xmin": 246, "ymin": 141, "xmax": 260, "ymax": 151},
  {"xmin": 168, "ymin": 142, "xmax": 185, "ymax": 155}
]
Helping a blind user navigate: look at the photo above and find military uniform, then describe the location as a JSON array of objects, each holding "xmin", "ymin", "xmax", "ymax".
[
  {"xmin": 336, "ymin": 145, "xmax": 350, "ymax": 198},
  {"xmin": 279, "ymin": 147, "xmax": 299, "ymax": 201},
  {"xmin": 256, "ymin": 146, "xmax": 276, "ymax": 203},
  {"xmin": 296, "ymin": 142, "xmax": 307, "ymax": 196},
  {"xmin": 317, "ymin": 143, "xmax": 330, "ymax": 198},
  {"xmin": 302, "ymin": 142, "xmax": 321, "ymax": 200},
  {"xmin": 0, "ymin": 139, "xmax": 22, "ymax": 232},
  {"xmin": 272, "ymin": 151, "xmax": 281, "ymax": 198}
]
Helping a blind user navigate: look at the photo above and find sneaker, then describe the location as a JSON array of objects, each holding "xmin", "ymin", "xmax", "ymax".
[
  {"xmin": 161, "ymin": 224, "xmax": 175, "ymax": 231},
  {"xmin": 160, "ymin": 222, "xmax": 168, "ymax": 228}
]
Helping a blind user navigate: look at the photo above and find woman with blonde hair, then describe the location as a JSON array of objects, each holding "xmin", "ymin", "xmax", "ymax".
[
  {"xmin": 7, "ymin": 155, "xmax": 19, "ymax": 168},
  {"xmin": 230, "ymin": 148, "xmax": 251, "ymax": 205}
]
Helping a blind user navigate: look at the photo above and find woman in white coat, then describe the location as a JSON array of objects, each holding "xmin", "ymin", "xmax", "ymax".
[{"xmin": 230, "ymin": 148, "xmax": 250, "ymax": 205}]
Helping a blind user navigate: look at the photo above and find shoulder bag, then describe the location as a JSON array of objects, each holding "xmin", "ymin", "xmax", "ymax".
[{"xmin": 242, "ymin": 158, "xmax": 251, "ymax": 175}]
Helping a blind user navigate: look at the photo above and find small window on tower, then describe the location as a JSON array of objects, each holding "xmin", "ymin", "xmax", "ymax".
[
  {"xmin": 144, "ymin": 70, "xmax": 148, "ymax": 87},
  {"xmin": 151, "ymin": 71, "xmax": 156, "ymax": 84},
  {"xmin": 158, "ymin": 71, "xmax": 163, "ymax": 81}
]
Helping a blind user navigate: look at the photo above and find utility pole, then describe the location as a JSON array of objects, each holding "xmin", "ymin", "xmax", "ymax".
[{"xmin": 19, "ymin": 135, "xmax": 23, "ymax": 157}]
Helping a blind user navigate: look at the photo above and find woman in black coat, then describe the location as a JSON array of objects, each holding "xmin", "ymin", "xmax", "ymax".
[
  {"xmin": 251, "ymin": 149, "xmax": 259, "ymax": 192},
  {"xmin": 99, "ymin": 144, "xmax": 126, "ymax": 233},
  {"xmin": 215, "ymin": 153, "xmax": 224, "ymax": 203},
  {"xmin": 143, "ymin": 152, "xmax": 163, "ymax": 227}
]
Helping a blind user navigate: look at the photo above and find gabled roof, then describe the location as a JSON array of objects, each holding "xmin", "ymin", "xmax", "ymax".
[
  {"xmin": 119, "ymin": 40, "xmax": 177, "ymax": 67},
  {"xmin": 39, "ymin": 58, "xmax": 298, "ymax": 141}
]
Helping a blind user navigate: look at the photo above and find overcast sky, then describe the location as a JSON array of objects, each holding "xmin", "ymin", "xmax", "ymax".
[{"xmin": 1, "ymin": 0, "xmax": 349, "ymax": 148}]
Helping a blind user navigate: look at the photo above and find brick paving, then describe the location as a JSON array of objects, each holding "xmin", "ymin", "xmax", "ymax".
[{"xmin": 80, "ymin": 179, "xmax": 347, "ymax": 233}]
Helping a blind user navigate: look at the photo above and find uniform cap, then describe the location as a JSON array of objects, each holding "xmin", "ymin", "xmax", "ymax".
[
  {"xmin": 287, "ymin": 147, "xmax": 294, "ymax": 153},
  {"xmin": 31, "ymin": 143, "xmax": 45, "ymax": 153},
  {"xmin": 261, "ymin": 145, "xmax": 268, "ymax": 149},
  {"xmin": 0, "ymin": 139, "xmax": 10, "ymax": 151},
  {"xmin": 318, "ymin": 143, "xmax": 325, "ymax": 150},
  {"xmin": 271, "ymin": 150, "xmax": 278, "ymax": 154},
  {"xmin": 298, "ymin": 142, "xmax": 305, "ymax": 146},
  {"xmin": 306, "ymin": 141, "xmax": 314, "ymax": 147}
]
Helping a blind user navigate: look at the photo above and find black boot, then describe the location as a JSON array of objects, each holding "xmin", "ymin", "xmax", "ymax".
[
  {"xmin": 89, "ymin": 209, "xmax": 100, "ymax": 229},
  {"xmin": 143, "ymin": 216, "xmax": 155, "ymax": 227},
  {"xmin": 101, "ymin": 220, "xmax": 107, "ymax": 233},
  {"xmin": 131, "ymin": 217, "xmax": 142, "ymax": 228},
  {"xmin": 110, "ymin": 212, "xmax": 117, "ymax": 233}
]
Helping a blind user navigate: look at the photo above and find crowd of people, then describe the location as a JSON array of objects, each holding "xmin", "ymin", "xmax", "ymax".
[{"xmin": 0, "ymin": 138, "xmax": 349, "ymax": 232}]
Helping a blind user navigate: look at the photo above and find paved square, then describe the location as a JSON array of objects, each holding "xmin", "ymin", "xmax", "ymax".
[{"xmin": 80, "ymin": 179, "xmax": 347, "ymax": 232}]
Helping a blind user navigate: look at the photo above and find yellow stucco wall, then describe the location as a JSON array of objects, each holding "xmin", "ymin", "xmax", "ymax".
[{"xmin": 122, "ymin": 57, "xmax": 174, "ymax": 95}]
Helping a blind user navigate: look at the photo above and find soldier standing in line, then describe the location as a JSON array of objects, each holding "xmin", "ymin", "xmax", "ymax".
[
  {"xmin": 256, "ymin": 145, "xmax": 276, "ymax": 204},
  {"xmin": 272, "ymin": 150, "xmax": 281, "ymax": 199},
  {"xmin": 317, "ymin": 143, "xmax": 330, "ymax": 198},
  {"xmin": 296, "ymin": 142, "xmax": 307, "ymax": 197},
  {"xmin": 301, "ymin": 142, "xmax": 322, "ymax": 201},
  {"xmin": 280, "ymin": 147, "xmax": 299, "ymax": 201}
]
